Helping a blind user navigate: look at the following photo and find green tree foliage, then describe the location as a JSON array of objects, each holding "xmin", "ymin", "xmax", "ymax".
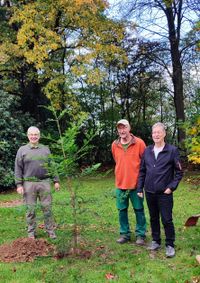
[
  {"xmin": 44, "ymin": 105, "xmax": 100, "ymax": 253},
  {"xmin": 0, "ymin": 0, "xmax": 199, "ymax": 175},
  {"xmin": 0, "ymin": 90, "xmax": 35, "ymax": 189},
  {"xmin": 76, "ymin": 34, "xmax": 170, "ymax": 148},
  {"xmin": 115, "ymin": 0, "xmax": 199, "ymax": 143}
]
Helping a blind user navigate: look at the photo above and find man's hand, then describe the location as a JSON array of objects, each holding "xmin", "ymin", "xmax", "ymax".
[
  {"xmin": 137, "ymin": 192, "xmax": 144, "ymax": 198},
  {"xmin": 17, "ymin": 186, "xmax": 24, "ymax": 195},
  {"xmin": 54, "ymin": 182, "xmax": 60, "ymax": 191},
  {"xmin": 164, "ymin": 188, "xmax": 172, "ymax": 194}
]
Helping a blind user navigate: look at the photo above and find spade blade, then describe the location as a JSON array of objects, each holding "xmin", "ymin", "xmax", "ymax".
[{"xmin": 184, "ymin": 214, "xmax": 200, "ymax": 227}]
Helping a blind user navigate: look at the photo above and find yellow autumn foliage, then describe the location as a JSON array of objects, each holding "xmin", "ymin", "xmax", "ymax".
[
  {"xmin": 4, "ymin": 0, "xmax": 126, "ymax": 112},
  {"xmin": 0, "ymin": 49, "xmax": 9, "ymax": 64},
  {"xmin": 9, "ymin": 0, "xmax": 125, "ymax": 69},
  {"xmin": 0, "ymin": 41, "xmax": 24, "ymax": 64},
  {"xmin": 87, "ymin": 68, "xmax": 107, "ymax": 85},
  {"xmin": 186, "ymin": 115, "xmax": 200, "ymax": 164}
]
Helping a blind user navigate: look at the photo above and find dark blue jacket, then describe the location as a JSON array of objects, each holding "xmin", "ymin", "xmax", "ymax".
[{"xmin": 137, "ymin": 144, "xmax": 183, "ymax": 194}]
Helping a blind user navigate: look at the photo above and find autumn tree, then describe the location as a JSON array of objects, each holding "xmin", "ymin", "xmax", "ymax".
[
  {"xmin": 0, "ymin": 0, "xmax": 128, "ymax": 169},
  {"xmin": 1, "ymin": 0, "xmax": 125, "ymax": 118},
  {"xmin": 114, "ymin": 0, "xmax": 199, "ymax": 144},
  {"xmin": 0, "ymin": 0, "xmax": 52, "ymax": 123}
]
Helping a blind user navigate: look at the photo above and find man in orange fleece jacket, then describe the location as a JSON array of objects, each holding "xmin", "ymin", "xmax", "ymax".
[{"xmin": 112, "ymin": 119, "xmax": 146, "ymax": 245}]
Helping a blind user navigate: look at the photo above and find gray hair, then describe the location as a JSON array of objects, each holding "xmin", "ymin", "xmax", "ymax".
[
  {"xmin": 152, "ymin": 122, "xmax": 166, "ymax": 132},
  {"xmin": 27, "ymin": 126, "xmax": 40, "ymax": 135}
]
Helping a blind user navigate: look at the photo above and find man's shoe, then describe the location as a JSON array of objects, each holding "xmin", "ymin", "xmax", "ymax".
[
  {"xmin": 166, "ymin": 246, "xmax": 175, "ymax": 258},
  {"xmin": 116, "ymin": 237, "xmax": 130, "ymax": 244},
  {"xmin": 136, "ymin": 237, "xmax": 145, "ymax": 246},
  {"xmin": 48, "ymin": 231, "xmax": 57, "ymax": 239},
  {"xmin": 147, "ymin": 241, "xmax": 161, "ymax": 251}
]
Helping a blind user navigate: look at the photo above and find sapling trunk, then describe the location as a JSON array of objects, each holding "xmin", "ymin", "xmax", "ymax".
[{"xmin": 67, "ymin": 176, "xmax": 79, "ymax": 252}]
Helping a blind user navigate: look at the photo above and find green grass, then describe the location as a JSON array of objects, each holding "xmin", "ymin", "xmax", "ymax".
[{"xmin": 0, "ymin": 174, "xmax": 199, "ymax": 283}]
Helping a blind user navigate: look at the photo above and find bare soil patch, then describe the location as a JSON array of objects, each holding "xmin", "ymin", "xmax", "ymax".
[
  {"xmin": 0, "ymin": 237, "xmax": 94, "ymax": 262},
  {"xmin": 0, "ymin": 238, "xmax": 55, "ymax": 262},
  {"xmin": 0, "ymin": 199, "xmax": 23, "ymax": 208},
  {"xmin": 55, "ymin": 247, "xmax": 92, "ymax": 260}
]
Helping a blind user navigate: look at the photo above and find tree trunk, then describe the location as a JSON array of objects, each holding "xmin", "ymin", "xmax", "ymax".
[{"xmin": 165, "ymin": 4, "xmax": 185, "ymax": 143}]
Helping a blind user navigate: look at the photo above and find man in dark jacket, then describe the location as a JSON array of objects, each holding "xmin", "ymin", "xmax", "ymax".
[{"xmin": 137, "ymin": 122, "xmax": 183, "ymax": 257}]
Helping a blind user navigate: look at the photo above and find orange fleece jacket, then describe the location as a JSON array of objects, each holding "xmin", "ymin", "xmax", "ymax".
[{"xmin": 111, "ymin": 134, "xmax": 146, "ymax": 190}]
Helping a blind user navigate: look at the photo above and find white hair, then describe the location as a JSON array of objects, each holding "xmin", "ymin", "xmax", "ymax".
[
  {"xmin": 27, "ymin": 126, "xmax": 40, "ymax": 135},
  {"xmin": 152, "ymin": 122, "xmax": 166, "ymax": 132}
]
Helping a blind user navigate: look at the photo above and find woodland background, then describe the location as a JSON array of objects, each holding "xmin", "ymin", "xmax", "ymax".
[{"xmin": 0, "ymin": 0, "xmax": 199, "ymax": 189}]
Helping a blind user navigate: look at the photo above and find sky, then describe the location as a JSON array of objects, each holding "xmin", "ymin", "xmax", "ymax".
[{"xmin": 106, "ymin": 0, "xmax": 199, "ymax": 40}]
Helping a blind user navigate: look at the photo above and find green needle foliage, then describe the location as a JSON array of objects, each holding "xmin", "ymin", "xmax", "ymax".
[{"xmin": 44, "ymin": 105, "xmax": 101, "ymax": 254}]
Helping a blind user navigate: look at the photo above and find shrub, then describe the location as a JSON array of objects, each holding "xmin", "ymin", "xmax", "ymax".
[{"xmin": 0, "ymin": 91, "xmax": 35, "ymax": 190}]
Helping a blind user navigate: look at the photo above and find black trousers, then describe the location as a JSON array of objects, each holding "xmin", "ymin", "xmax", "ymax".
[{"xmin": 145, "ymin": 191, "xmax": 175, "ymax": 247}]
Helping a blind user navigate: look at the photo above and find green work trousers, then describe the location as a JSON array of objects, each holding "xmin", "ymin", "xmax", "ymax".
[
  {"xmin": 116, "ymin": 189, "xmax": 146, "ymax": 239},
  {"xmin": 23, "ymin": 181, "xmax": 54, "ymax": 236}
]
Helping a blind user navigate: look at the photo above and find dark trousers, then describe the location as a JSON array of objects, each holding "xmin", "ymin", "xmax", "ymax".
[{"xmin": 145, "ymin": 191, "xmax": 175, "ymax": 247}]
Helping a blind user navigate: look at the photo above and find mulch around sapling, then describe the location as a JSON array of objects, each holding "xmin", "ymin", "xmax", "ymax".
[
  {"xmin": 55, "ymin": 247, "xmax": 92, "ymax": 260},
  {"xmin": 0, "ymin": 238, "xmax": 94, "ymax": 262},
  {"xmin": 0, "ymin": 200, "xmax": 95, "ymax": 262},
  {"xmin": 0, "ymin": 238, "xmax": 55, "ymax": 262},
  {"xmin": 0, "ymin": 200, "xmax": 55, "ymax": 263}
]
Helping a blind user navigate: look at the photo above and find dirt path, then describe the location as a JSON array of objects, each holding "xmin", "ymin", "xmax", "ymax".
[{"xmin": 0, "ymin": 199, "xmax": 23, "ymax": 207}]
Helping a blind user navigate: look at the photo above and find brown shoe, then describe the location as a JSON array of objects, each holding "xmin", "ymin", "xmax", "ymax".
[{"xmin": 136, "ymin": 237, "xmax": 145, "ymax": 246}]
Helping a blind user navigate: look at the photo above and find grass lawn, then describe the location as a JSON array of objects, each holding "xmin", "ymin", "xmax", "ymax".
[{"xmin": 0, "ymin": 173, "xmax": 199, "ymax": 283}]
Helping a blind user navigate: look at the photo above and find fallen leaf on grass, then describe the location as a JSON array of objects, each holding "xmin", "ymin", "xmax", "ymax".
[
  {"xmin": 100, "ymin": 253, "xmax": 108, "ymax": 259},
  {"xmin": 38, "ymin": 223, "xmax": 57, "ymax": 229},
  {"xmin": 131, "ymin": 249, "xmax": 142, "ymax": 255},
  {"xmin": 196, "ymin": 255, "xmax": 200, "ymax": 264},
  {"xmin": 167, "ymin": 263, "xmax": 176, "ymax": 270},
  {"xmin": 184, "ymin": 276, "xmax": 200, "ymax": 283},
  {"xmin": 38, "ymin": 224, "xmax": 45, "ymax": 229},
  {"xmin": 191, "ymin": 276, "xmax": 200, "ymax": 283},
  {"xmin": 149, "ymin": 252, "xmax": 156, "ymax": 259},
  {"xmin": 105, "ymin": 273, "xmax": 117, "ymax": 280},
  {"xmin": 130, "ymin": 270, "xmax": 135, "ymax": 278},
  {"xmin": 95, "ymin": 245, "xmax": 105, "ymax": 250}
]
